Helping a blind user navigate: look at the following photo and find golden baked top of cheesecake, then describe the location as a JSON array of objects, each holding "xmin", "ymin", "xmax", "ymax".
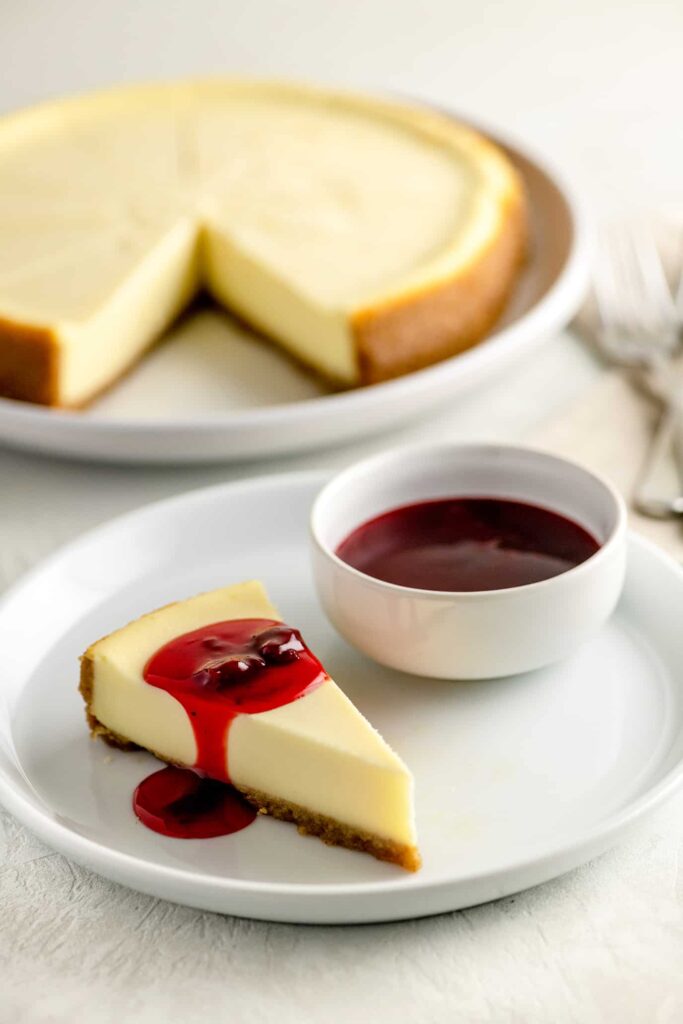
[{"xmin": 0, "ymin": 79, "xmax": 526, "ymax": 406}]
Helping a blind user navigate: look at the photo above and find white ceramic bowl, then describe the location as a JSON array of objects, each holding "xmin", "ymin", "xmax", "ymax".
[{"xmin": 311, "ymin": 444, "xmax": 627, "ymax": 679}]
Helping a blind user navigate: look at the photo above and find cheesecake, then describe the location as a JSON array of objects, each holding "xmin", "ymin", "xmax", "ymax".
[
  {"xmin": 79, "ymin": 580, "xmax": 420, "ymax": 871},
  {"xmin": 0, "ymin": 79, "xmax": 527, "ymax": 407}
]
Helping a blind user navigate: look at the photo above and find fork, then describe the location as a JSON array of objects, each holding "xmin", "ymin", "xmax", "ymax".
[{"xmin": 590, "ymin": 221, "xmax": 683, "ymax": 518}]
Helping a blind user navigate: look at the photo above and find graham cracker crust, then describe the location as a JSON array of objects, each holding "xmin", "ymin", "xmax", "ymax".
[
  {"xmin": 234, "ymin": 784, "xmax": 421, "ymax": 873},
  {"xmin": 79, "ymin": 655, "xmax": 420, "ymax": 872},
  {"xmin": 353, "ymin": 188, "xmax": 528, "ymax": 384},
  {"xmin": 0, "ymin": 314, "xmax": 59, "ymax": 405}
]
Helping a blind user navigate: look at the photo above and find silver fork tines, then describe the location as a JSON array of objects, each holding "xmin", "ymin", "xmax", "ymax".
[
  {"xmin": 590, "ymin": 220, "xmax": 683, "ymax": 518},
  {"xmin": 592, "ymin": 221, "xmax": 680, "ymax": 369}
]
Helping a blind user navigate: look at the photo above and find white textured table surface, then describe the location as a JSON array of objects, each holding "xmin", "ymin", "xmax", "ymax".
[{"xmin": 2, "ymin": 2, "xmax": 683, "ymax": 1021}]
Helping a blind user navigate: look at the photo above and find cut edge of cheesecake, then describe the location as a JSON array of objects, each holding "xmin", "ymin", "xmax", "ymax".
[
  {"xmin": 79, "ymin": 582, "xmax": 421, "ymax": 873},
  {"xmin": 0, "ymin": 78, "xmax": 528, "ymax": 408},
  {"xmin": 0, "ymin": 190, "xmax": 526, "ymax": 405}
]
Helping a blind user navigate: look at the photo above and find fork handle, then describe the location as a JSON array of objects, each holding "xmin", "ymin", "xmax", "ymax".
[{"xmin": 634, "ymin": 401, "xmax": 683, "ymax": 518}]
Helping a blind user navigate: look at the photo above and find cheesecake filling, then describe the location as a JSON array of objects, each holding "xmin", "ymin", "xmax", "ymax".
[
  {"xmin": 142, "ymin": 617, "xmax": 325, "ymax": 781},
  {"xmin": 85, "ymin": 582, "xmax": 418, "ymax": 852}
]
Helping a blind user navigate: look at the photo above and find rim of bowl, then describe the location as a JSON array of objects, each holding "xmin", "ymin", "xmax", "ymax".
[{"xmin": 310, "ymin": 443, "xmax": 628, "ymax": 600}]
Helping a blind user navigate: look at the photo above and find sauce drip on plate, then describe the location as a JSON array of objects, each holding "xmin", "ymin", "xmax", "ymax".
[{"xmin": 133, "ymin": 765, "xmax": 257, "ymax": 839}]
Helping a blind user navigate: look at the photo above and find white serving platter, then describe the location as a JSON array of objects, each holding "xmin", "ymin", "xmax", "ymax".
[{"xmin": 0, "ymin": 472, "xmax": 682, "ymax": 924}]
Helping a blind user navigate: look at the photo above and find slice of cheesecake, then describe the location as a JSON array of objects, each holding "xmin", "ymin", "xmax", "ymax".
[
  {"xmin": 0, "ymin": 79, "xmax": 526, "ymax": 406},
  {"xmin": 79, "ymin": 580, "xmax": 420, "ymax": 871}
]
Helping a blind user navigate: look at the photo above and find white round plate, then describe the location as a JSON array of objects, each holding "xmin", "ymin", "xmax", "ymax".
[
  {"xmin": 3, "ymin": 472, "xmax": 681, "ymax": 925},
  {"xmin": 0, "ymin": 114, "xmax": 590, "ymax": 464}
]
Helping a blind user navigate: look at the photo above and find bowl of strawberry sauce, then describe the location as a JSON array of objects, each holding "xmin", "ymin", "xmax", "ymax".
[{"xmin": 311, "ymin": 444, "xmax": 627, "ymax": 679}]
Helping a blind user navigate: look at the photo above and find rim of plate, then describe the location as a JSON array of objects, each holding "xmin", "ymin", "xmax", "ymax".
[
  {"xmin": 0, "ymin": 107, "xmax": 591, "ymax": 435},
  {"xmin": 0, "ymin": 471, "xmax": 682, "ymax": 900}
]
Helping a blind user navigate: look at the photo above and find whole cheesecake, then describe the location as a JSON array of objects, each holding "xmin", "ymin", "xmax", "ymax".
[
  {"xmin": 80, "ymin": 580, "xmax": 420, "ymax": 871},
  {"xmin": 0, "ymin": 80, "xmax": 527, "ymax": 407}
]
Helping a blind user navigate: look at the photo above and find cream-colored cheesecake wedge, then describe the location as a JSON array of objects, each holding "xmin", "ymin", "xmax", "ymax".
[
  {"xmin": 79, "ymin": 580, "xmax": 420, "ymax": 871},
  {"xmin": 0, "ymin": 79, "xmax": 526, "ymax": 406}
]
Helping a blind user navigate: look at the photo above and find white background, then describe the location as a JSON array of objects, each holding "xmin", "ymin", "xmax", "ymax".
[{"xmin": 1, "ymin": 2, "xmax": 682, "ymax": 1021}]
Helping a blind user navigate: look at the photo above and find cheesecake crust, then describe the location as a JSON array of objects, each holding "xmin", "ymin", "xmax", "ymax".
[
  {"xmin": 79, "ymin": 654, "xmax": 420, "ymax": 872},
  {"xmin": 353, "ymin": 189, "xmax": 528, "ymax": 384},
  {"xmin": 0, "ymin": 316, "xmax": 59, "ymax": 405},
  {"xmin": 235, "ymin": 784, "xmax": 421, "ymax": 872}
]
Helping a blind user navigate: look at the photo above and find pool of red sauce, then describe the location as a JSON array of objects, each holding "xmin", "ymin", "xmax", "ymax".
[
  {"xmin": 336, "ymin": 497, "xmax": 600, "ymax": 592},
  {"xmin": 133, "ymin": 766, "xmax": 258, "ymax": 839},
  {"xmin": 133, "ymin": 619, "xmax": 324, "ymax": 839}
]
